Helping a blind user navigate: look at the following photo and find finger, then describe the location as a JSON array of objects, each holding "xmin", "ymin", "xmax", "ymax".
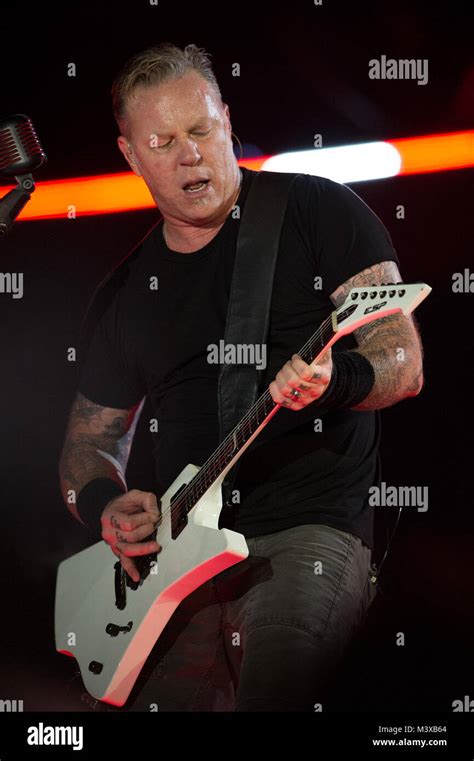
[
  {"xmin": 108, "ymin": 545, "xmax": 139, "ymax": 582},
  {"xmin": 276, "ymin": 356, "xmax": 326, "ymax": 394},
  {"xmin": 288, "ymin": 353, "xmax": 312, "ymax": 380},
  {"xmin": 118, "ymin": 509, "xmax": 161, "ymax": 533},
  {"xmin": 308, "ymin": 364, "xmax": 331, "ymax": 385},
  {"xmin": 269, "ymin": 380, "xmax": 305, "ymax": 409},
  {"xmin": 116, "ymin": 538, "xmax": 162, "ymax": 557},
  {"xmin": 279, "ymin": 378, "xmax": 314, "ymax": 400},
  {"xmin": 290, "ymin": 354, "xmax": 330, "ymax": 385},
  {"xmin": 109, "ymin": 493, "xmax": 161, "ymax": 527},
  {"xmin": 119, "ymin": 553, "xmax": 140, "ymax": 583},
  {"xmin": 318, "ymin": 348, "xmax": 332, "ymax": 365},
  {"xmin": 114, "ymin": 522, "xmax": 160, "ymax": 544},
  {"xmin": 126, "ymin": 490, "xmax": 161, "ymax": 522},
  {"xmin": 276, "ymin": 358, "xmax": 299, "ymax": 386}
]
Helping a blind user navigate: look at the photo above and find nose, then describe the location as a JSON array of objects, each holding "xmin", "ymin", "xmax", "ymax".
[{"xmin": 178, "ymin": 137, "xmax": 202, "ymax": 165}]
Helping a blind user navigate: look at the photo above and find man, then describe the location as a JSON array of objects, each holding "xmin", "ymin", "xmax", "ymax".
[{"xmin": 59, "ymin": 43, "xmax": 424, "ymax": 712}]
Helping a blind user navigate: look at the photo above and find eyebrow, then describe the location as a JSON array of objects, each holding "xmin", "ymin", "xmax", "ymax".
[{"xmin": 190, "ymin": 117, "xmax": 212, "ymax": 129}]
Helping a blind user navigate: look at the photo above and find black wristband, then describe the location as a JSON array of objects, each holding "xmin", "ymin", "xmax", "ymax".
[
  {"xmin": 316, "ymin": 350, "xmax": 376, "ymax": 413},
  {"xmin": 76, "ymin": 478, "xmax": 126, "ymax": 540}
]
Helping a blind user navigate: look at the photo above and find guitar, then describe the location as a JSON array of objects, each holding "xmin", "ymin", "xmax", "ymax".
[{"xmin": 55, "ymin": 282, "xmax": 431, "ymax": 706}]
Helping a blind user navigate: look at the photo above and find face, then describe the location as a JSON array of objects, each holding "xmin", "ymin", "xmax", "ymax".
[{"xmin": 117, "ymin": 70, "xmax": 239, "ymax": 227}]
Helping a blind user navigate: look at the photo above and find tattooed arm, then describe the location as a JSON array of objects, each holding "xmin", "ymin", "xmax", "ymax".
[
  {"xmin": 58, "ymin": 392, "xmax": 144, "ymax": 525},
  {"xmin": 330, "ymin": 260, "xmax": 424, "ymax": 410}
]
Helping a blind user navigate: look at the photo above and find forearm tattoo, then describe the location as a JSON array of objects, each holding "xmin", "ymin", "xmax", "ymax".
[
  {"xmin": 331, "ymin": 261, "xmax": 424, "ymax": 410},
  {"xmin": 59, "ymin": 393, "xmax": 138, "ymax": 496}
]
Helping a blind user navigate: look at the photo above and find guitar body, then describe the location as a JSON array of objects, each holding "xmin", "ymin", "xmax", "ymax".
[{"xmin": 54, "ymin": 463, "xmax": 249, "ymax": 707}]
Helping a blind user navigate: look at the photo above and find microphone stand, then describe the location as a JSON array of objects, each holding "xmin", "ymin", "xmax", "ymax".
[{"xmin": 0, "ymin": 173, "xmax": 36, "ymax": 236}]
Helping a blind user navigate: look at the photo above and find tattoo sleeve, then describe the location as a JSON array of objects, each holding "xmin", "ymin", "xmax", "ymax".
[
  {"xmin": 58, "ymin": 392, "xmax": 144, "ymax": 521},
  {"xmin": 330, "ymin": 261, "xmax": 424, "ymax": 410}
]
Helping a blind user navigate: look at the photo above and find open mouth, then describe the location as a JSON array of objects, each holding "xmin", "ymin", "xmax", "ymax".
[{"xmin": 182, "ymin": 179, "xmax": 210, "ymax": 193}]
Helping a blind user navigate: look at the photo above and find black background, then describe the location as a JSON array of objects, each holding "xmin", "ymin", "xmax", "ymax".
[{"xmin": 0, "ymin": 0, "xmax": 473, "ymax": 715}]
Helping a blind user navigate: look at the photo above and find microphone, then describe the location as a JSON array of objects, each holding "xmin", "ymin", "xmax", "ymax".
[{"xmin": 0, "ymin": 114, "xmax": 47, "ymax": 236}]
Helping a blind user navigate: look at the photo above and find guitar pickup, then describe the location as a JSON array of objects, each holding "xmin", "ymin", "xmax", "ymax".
[{"xmin": 170, "ymin": 483, "xmax": 189, "ymax": 540}]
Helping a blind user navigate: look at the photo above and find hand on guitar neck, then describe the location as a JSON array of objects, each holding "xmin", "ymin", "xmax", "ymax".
[{"xmin": 269, "ymin": 348, "xmax": 333, "ymax": 410}]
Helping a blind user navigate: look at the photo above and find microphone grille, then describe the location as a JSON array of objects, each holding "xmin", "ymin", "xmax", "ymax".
[{"xmin": 0, "ymin": 114, "xmax": 47, "ymax": 176}]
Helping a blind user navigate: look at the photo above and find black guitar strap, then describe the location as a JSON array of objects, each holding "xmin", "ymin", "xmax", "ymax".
[{"xmin": 217, "ymin": 169, "xmax": 301, "ymax": 503}]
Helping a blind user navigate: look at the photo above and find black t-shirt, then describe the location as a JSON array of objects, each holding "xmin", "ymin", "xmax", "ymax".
[{"xmin": 78, "ymin": 167, "xmax": 400, "ymax": 549}]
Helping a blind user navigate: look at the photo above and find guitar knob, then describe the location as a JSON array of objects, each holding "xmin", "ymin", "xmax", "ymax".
[{"xmin": 88, "ymin": 661, "xmax": 103, "ymax": 674}]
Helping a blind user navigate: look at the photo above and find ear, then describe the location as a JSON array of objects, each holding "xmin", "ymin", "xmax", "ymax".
[
  {"xmin": 222, "ymin": 102, "xmax": 232, "ymax": 134},
  {"xmin": 117, "ymin": 135, "xmax": 142, "ymax": 177}
]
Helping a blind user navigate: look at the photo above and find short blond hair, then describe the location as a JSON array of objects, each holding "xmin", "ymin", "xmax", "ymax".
[{"xmin": 111, "ymin": 42, "xmax": 223, "ymax": 137}]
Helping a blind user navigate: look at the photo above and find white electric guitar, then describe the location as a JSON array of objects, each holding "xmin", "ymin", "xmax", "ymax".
[{"xmin": 55, "ymin": 282, "xmax": 431, "ymax": 706}]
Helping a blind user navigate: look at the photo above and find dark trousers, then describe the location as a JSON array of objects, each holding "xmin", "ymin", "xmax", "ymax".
[{"xmin": 83, "ymin": 523, "xmax": 377, "ymax": 712}]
